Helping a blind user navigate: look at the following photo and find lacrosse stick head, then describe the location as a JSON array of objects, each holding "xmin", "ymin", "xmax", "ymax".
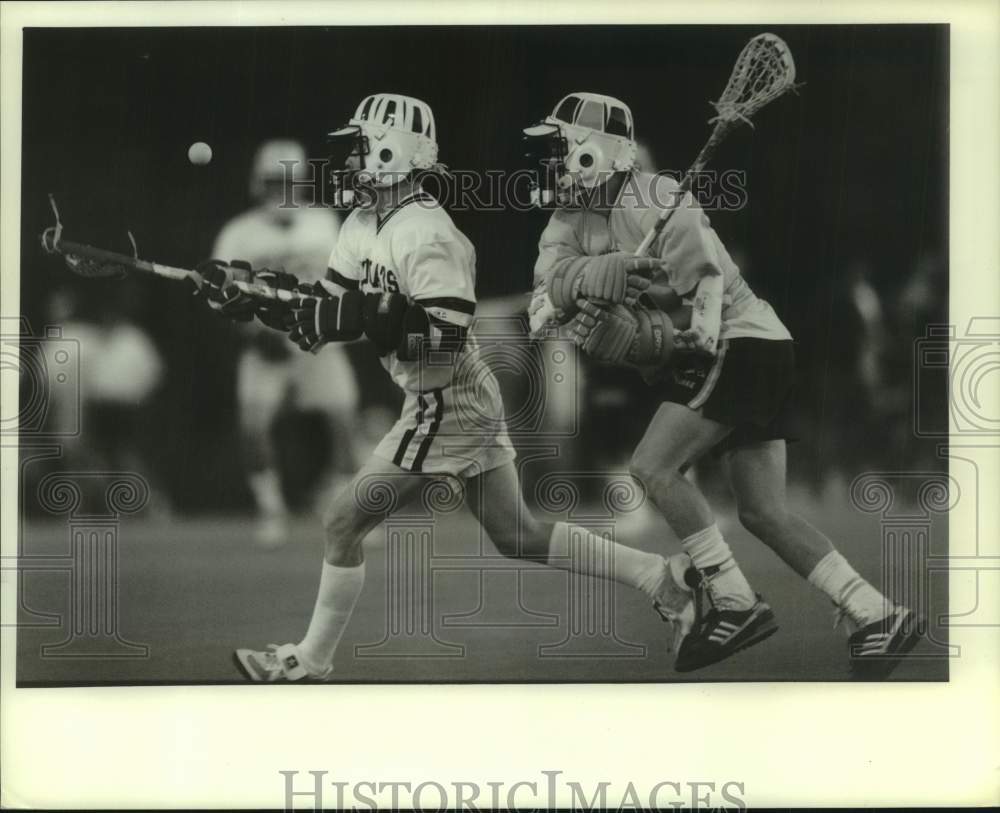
[
  {"xmin": 40, "ymin": 195, "xmax": 129, "ymax": 279},
  {"xmin": 61, "ymin": 253, "xmax": 129, "ymax": 279},
  {"xmin": 711, "ymin": 33, "xmax": 798, "ymax": 126}
]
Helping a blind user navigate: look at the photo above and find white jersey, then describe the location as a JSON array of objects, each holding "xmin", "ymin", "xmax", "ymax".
[
  {"xmin": 213, "ymin": 205, "xmax": 340, "ymax": 284},
  {"xmin": 533, "ymin": 171, "xmax": 791, "ymax": 342},
  {"xmin": 327, "ymin": 190, "xmax": 478, "ymax": 393}
]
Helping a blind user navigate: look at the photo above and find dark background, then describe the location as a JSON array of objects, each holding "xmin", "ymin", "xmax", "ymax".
[{"xmin": 19, "ymin": 25, "xmax": 948, "ymax": 512}]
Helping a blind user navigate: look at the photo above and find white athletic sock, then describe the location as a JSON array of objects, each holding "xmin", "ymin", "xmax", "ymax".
[
  {"xmin": 681, "ymin": 524, "xmax": 756, "ymax": 611},
  {"xmin": 658, "ymin": 552, "xmax": 695, "ymax": 613},
  {"xmin": 808, "ymin": 550, "xmax": 890, "ymax": 627},
  {"xmin": 546, "ymin": 521, "xmax": 669, "ymax": 600},
  {"xmin": 297, "ymin": 560, "xmax": 366, "ymax": 673},
  {"xmin": 248, "ymin": 468, "xmax": 287, "ymax": 517}
]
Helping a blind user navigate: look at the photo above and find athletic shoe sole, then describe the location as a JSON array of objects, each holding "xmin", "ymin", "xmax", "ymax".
[
  {"xmin": 232, "ymin": 649, "xmax": 266, "ymax": 682},
  {"xmin": 849, "ymin": 609, "xmax": 925, "ymax": 680},
  {"xmin": 675, "ymin": 604, "xmax": 779, "ymax": 673},
  {"xmin": 232, "ymin": 649, "xmax": 333, "ymax": 683}
]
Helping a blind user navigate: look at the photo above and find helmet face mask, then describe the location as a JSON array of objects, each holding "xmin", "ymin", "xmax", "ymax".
[
  {"xmin": 523, "ymin": 92, "xmax": 637, "ymax": 207},
  {"xmin": 327, "ymin": 94, "xmax": 438, "ymax": 209},
  {"xmin": 327, "ymin": 126, "xmax": 372, "ymax": 208},
  {"xmin": 523, "ymin": 124, "xmax": 569, "ymax": 206}
]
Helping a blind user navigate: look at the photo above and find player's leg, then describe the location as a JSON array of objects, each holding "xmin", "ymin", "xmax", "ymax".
[
  {"xmin": 291, "ymin": 344, "xmax": 362, "ymax": 506},
  {"xmin": 236, "ymin": 348, "xmax": 291, "ymax": 548},
  {"xmin": 629, "ymin": 401, "xmax": 778, "ymax": 670},
  {"xmin": 631, "ymin": 402, "xmax": 754, "ymax": 606},
  {"xmin": 234, "ymin": 454, "xmax": 430, "ymax": 681},
  {"xmin": 721, "ymin": 439, "xmax": 835, "ymax": 578},
  {"xmin": 721, "ymin": 439, "xmax": 920, "ymax": 677},
  {"xmin": 463, "ymin": 459, "xmax": 694, "ymax": 642}
]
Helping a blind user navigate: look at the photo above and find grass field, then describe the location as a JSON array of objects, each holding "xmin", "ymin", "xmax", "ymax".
[{"xmin": 15, "ymin": 488, "xmax": 949, "ymax": 685}]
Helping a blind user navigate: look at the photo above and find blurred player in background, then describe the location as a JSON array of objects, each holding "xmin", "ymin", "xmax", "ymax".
[
  {"xmin": 817, "ymin": 260, "xmax": 893, "ymax": 488},
  {"xmin": 212, "ymin": 140, "xmax": 360, "ymax": 547},
  {"xmin": 41, "ymin": 284, "xmax": 169, "ymax": 514},
  {"xmin": 212, "ymin": 94, "xmax": 709, "ymax": 681},
  {"xmin": 525, "ymin": 93, "xmax": 921, "ymax": 677}
]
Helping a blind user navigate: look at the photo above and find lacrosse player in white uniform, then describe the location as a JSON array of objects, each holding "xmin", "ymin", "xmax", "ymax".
[
  {"xmin": 211, "ymin": 140, "xmax": 360, "ymax": 548},
  {"xmin": 524, "ymin": 93, "xmax": 921, "ymax": 677},
  {"xmin": 230, "ymin": 94, "xmax": 701, "ymax": 682}
]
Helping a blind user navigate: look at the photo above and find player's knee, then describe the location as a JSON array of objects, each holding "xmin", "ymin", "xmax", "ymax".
[
  {"xmin": 628, "ymin": 454, "xmax": 652, "ymax": 486},
  {"xmin": 629, "ymin": 451, "xmax": 675, "ymax": 491},
  {"xmin": 737, "ymin": 503, "xmax": 789, "ymax": 539},
  {"xmin": 322, "ymin": 527, "xmax": 363, "ymax": 566},
  {"xmin": 322, "ymin": 504, "xmax": 364, "ymax": 556}
]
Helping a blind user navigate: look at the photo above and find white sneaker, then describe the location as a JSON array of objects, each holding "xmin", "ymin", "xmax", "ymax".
[
  {"xmin": 846, "ymin": 605, "xmax": 923, "ymax": 680},
  {"xmin": 233, "ymin": 643, "xmax": 332, "ymax": 682}
]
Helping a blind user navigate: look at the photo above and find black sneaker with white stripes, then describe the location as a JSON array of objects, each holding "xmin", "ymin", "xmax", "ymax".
[
  {"xmin": 673, "ymin": 567, "xmax": 779, "ymax": 673},
  {"xmin": 847, "ymin": 606, "xmax": 923, "ymax": 680}
]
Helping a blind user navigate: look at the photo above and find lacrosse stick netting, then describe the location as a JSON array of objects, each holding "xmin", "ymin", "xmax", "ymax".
[{"xmin": 633, "ymin": 33, "xmax": 799, "ymax": 256}]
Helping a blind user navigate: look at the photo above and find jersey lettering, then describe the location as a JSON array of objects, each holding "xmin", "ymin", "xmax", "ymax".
[{"xmin": 360, "ymin": 258, "xmax": 400, "ymax": 293}]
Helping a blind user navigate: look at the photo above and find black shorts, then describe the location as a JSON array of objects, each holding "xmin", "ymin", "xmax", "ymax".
[{"xmin": 661, "ymin": 338, "xmax": 796, "ymax": 456}]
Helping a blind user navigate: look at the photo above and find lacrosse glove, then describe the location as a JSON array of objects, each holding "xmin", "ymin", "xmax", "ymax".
[
  {"xmin": 570, "ymin": 299, "xmax": 674, "ymax": 368},
  {"xmin": 548, "ymin": 252, "xmax": 662, "ymax": 314},
  {"xmin": 251, "ymin": 269, "xmax": 300, "ymax": 331},
  {"xmin": 286, "ymin": 290, "xmax": 365, "ymax": 352},
  {"xmin": 196, "ymin": 259, "xmax": 256, "ymax": 321}
]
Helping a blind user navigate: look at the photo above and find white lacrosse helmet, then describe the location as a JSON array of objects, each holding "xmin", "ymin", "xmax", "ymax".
[
  {"xmin": 327, "ymin": 93, "xmax": 438, "ymax": 206},
  {"xmin": 250, "ymin": 139, "xmax": 307, "ymax": 202},
  {"xmin": 523, "ymin": 92, "xmax": 636, "ymax": 206}
]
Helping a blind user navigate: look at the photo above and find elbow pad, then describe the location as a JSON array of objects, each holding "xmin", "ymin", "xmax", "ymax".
[
  {"xmin": 396, "ymin": 304, "xmax": 469, "ymax": 362},
  {"xmin": 362, "ymin": 292, "xmax": 409, "ymax": 356}
]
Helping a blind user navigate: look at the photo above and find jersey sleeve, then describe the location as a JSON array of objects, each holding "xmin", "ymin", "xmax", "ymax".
[
  {"xmin": 639, "ymin": 177, "xmax": 729, "ymax": 296},
  {"xmin": 532, "ymin": 210, "xmax": 584, "ymax": 290},
  {"xmin": 393, "ymin": 222, "xmax": 477, "ymax": 327}
]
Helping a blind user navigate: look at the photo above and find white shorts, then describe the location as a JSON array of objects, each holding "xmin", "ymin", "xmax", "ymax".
[
  {"xmin": 373, "ymin": 382, "xmax": 516, "ymax": 477},
  {"xmin": 236, "ymin": 344, "xmax": 359, "ymax": 420}
]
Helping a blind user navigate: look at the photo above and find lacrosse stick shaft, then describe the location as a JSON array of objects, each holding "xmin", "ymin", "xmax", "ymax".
[
  {"xmin": 634, "ymin": 118, "xmax": 734, "ymax": 258},
  {"xmin": 42, "ymin": 230, "xmax": 296, "ymax": 301}
]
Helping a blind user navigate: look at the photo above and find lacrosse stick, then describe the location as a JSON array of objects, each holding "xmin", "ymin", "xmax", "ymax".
[
  {"xmin": 634, "ymin": 32, "xmax": 799, "ymax": 257},
  {"xmin": 634, "ymin": 33, "xmax": 798, "ymax": 355},
  {"xmin": 40, "ymin": 194, "xmax": 297, "ymax": 302}
]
